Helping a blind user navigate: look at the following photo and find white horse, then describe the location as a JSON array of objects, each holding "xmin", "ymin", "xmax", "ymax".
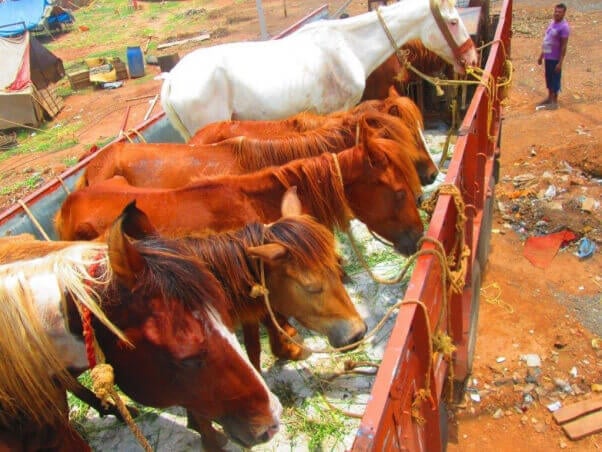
[{"xmin": 161, "ymin": 0, "xmax": 477, "ymax": 141}]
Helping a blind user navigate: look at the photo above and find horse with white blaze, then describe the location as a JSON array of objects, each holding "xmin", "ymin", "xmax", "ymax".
[{"xmin": 161, "ymin": 0, "xmax": 478, "ymax": 140}]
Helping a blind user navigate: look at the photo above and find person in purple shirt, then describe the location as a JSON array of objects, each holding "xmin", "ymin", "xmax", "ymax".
[{"xmin": 537, "ymin": 3, "xmax": 570, "ymax": 109}]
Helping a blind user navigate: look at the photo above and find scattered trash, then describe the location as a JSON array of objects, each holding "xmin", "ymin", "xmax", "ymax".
[
  {"xmin": 512, "ymin": 173, "xmax": 536, "ymax": 187},
  {"xmin": 592, "ymin": 384, "xmax": 602, "ymax": 392},
  {"xmin": 496, "ymin": 356, "xmax": 506, "ymax": 363},
  {"xmin": 467, "ymin": 388, "xmax": 481, "ymax": 402},
  {"xmin": 569, "ymin": 367, "xmax": 578, "ymax": 378},
  {"xmin": 543, "ymin": 184, "xmax": 557, "ymax": 199},
  {"xmin": 575, "ymin": 237, "xmax": 596, "ymax": 259},
  {"xmin": 593, "ymin": 338, "xmax": 601, "ymax": 350},
  {"xmin": 101, "ymin": 81, "xmax": 124, "ymax": 89},
  {"xmin": 521, "ymin": 354, "xmax": 541, "ymax": 367},
  {"xmin": 522, "ymin": 393, "xmax": 534, "ymax": 408},
  {"xmin": 581, "ymin": 197, "xmax": 600, "ymax": 212},
  {"xmin": 547, "ymin": 401, "xmax": 562, "ymax": 412},
  {"xmin": 523, "ymin": 230, "xmax": 578, "ymax": 268},
  {"xmin": 554, "ymin": 378, "xmax": 572, "ymax": 393},
  {"xmin": 493, "ymin": 408, "xmax": 504, "ymax": 419}
]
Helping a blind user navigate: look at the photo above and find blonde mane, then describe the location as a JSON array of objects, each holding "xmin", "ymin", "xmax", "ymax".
[{"xmin": 0, "ymin": 242, "xmax": 128, "ymax": 427}]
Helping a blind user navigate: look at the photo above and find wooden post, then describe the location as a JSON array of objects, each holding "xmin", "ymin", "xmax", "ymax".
[{"xmin": 256, "ymin": 0, "xmax": 268, "ymax": 40}]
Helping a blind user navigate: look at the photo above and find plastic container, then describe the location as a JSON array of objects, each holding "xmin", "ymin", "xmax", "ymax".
[{"xmin": 126, "ymin": 46, "xmax": 145, "ymax": 78}]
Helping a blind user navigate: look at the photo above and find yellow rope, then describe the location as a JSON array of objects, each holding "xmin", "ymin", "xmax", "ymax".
[
  {"xmin": 123, "ymin": 128, "xmax": 147, "ymax": 143},
  {"xmin": 480, "ymin": 282, "xmax": 514, "ymax": 313},
  {"xmin": 17, "ymin": 200, "xmax": 51, "ymax": 241},
  {"xmin": 82, "ymin": 311, "xmax": 153, "ymax": 452},
  {"xmin": 55, "ymin": 175, "xmax": 71, "ymax": 195}
]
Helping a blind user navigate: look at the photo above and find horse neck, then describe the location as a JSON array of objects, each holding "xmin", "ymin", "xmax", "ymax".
[
  {"xmin": 184, "ymin": 232, "xmax": 262, "ymax": 311},
  {"xmin": 325, "ymin": 0, "xmax": 431, "ymax": 75}
]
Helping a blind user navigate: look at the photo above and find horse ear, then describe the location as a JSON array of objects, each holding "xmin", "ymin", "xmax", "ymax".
[
  {"xmin": 365, "ymin": 139, "xmax": 390, "ymax": 170},
  {"xmin": 281, "ymin": 186, "xmax": 302, "ymax": 217},
  {"xmin": 388, "ymin": 85, "xmax": 400, "ymax": 99},
  {"xmin": 120, "ymin": 201, "xmax": 158, "ymax": 239},
  {"xmin": 107, "ymin": 203, "xmax": 148, "ymax": 289},
  {"xmin": 246, "ymin": 243, "xmax": 288, "ymax": 265}
]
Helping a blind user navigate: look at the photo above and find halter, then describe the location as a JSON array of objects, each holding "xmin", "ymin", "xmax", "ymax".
[
  {"xmin": 376, "ymin": 0, "xmax": 474, "ymax": 68},
  {"xmin": 428, "ymin": 0, "xmax": 474, "ymax": 64}
]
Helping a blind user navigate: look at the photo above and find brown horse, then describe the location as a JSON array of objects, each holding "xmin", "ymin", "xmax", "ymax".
[
  {"xmin": 79, "ymin": 110, "xmax": 424, "ymax": 191},
  {"xmin": 56, "ymin": 130, "xmax": 424, "ymax": 255},
  {"xmin": 361, "ymin": 39, "xmax": 453, "ymax": 101},
  {"xmin": 189, "ymin": 92, "xmax": 438, "ymax": 185},
  {"xmin": 1, "ymin": 206, "xmax": 282, "ymax": 450},
  {"xmin": 120, "ymin": 191, "xmax": 366, "ymax": 371}
]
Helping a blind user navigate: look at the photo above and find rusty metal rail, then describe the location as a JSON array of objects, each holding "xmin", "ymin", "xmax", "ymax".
[{"xmin": 352, "ymin": 0, "xmax": 513, "ymax": 449}]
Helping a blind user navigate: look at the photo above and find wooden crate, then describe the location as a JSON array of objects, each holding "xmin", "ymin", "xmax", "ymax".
[
  {"xmin": 67, "ymin": 69, "xmax": 92, "ymax": 90},
  {"xmin": 110, "ymin": 57, "xmax": 128, "ymax": 81},
  {"xmin": 34, "ymin": 85, "xmax": 64, "ymax": 118}
]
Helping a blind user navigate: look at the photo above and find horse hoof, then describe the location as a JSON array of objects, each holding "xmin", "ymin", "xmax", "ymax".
[{"xmin": 201, "ymin": 430, "xmax": 229, "ymax": 450}]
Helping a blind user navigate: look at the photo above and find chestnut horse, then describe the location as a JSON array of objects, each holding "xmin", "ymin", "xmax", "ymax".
[
  {"xmin": 188, "ymin": 93, "xmax": 438, "ymax": 185},
  {"xmin": 361, "ymin": 39, "xmax": 453, "ymax": 101},
  {"xmin": 79, "ymin": 111, "xmax": 426, "ymax": 190},
  {"xmin": 119, "ymin": 192, "xmax": 366, "ymax": 371},
  {"xmin": 56, "ymin": 131, "xmax": 424, "ymax": 255},
  {"xmin": 0, "ymin": 207, "xmax": 282, "ymax": 450}
]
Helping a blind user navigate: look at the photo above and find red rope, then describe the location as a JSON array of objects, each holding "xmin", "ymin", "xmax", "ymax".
[
  {"xmin": 81, "ymin": 305, "xmax": 97, "ymax": 368},
  {"xmin": 81, "ymin": 258, "xmax": 103, "ymax": 369}
]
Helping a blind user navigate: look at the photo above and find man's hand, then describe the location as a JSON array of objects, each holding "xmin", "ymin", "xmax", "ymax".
[
  {"xmin": 537, "ymin": 55, "xmax": 543, "ymax": 65},
  {"xmin": 555, "ymin": 63, "xmax": 562, "ymax": 72}
]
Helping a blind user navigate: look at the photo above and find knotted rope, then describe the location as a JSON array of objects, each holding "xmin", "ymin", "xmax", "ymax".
[{"xmin": 80, "ymin": 258, "xmax": 152, "ymax": 452}]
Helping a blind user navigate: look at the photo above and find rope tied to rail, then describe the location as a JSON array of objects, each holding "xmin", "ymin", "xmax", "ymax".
[
  {"xmin": 376, "ymin": 11, "xmax": 513, "ymax": 148},
  {"xmin": 17, "ymin": 200, "xmax": 51, "ymax": 241},
  {"xmin": 123, "ymin": 128, "xmax": 147, "ymax": 143}
]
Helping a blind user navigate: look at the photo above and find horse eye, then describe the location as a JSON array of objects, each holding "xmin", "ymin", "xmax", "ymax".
[
  {"xmin": 395, "ymin": 190, "xmax": 407, "ymax": 201},
  {"xmin": 450, "ymin": 19, "xmax": 458, "ymax": 26},
  {"xmin": 303, "ymin": 282, "xmax": 324, "ymax": 294},
  {"xmin": 178, "ymin": 355, "xmax": 205, "ymax": 369}
]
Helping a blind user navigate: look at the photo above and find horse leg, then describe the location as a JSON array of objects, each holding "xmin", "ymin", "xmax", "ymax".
[
  {"xmin": 186, "ymin": 412, "xmax": 228, "ymax": 451},
  {"xmin": 263, "ymin": 314, "xmax": 312, "ymax": 362},
  {"xmin": 242, "ymin": 322, "xmax": 262, "ymax": 371},
  {"xmin": 68, "ymin": 379, "xmax": 139, "ymax": 423}
]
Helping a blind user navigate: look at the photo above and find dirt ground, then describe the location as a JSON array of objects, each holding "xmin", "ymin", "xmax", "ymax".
[{"xmin": 0, "ymin": 0, "xmax": 601, "ymax": 450}]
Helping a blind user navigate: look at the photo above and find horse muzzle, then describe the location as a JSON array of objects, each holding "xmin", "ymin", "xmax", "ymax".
[{"xmin": 219, "ymin": 394, "xmax": 282, "ymax": 447}]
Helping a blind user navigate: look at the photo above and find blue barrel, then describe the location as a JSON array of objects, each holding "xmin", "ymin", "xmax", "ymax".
[{"xmin": 126, "ymin": 46, "xmax": 145, "ymax": 78}]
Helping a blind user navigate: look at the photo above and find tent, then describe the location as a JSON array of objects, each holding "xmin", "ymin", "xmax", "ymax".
[
  {"xmin": 0, "ymin": 0, "xmax": 74, "ymax": 38},
  {"xmin": 0, "ymin": 31, "xmax": 65, "ymax": 130}
]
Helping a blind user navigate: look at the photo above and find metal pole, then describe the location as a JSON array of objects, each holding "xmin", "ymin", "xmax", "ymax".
[{"xmin": 256, "ymin": 0, "xmax": 269, "ymax": 40}]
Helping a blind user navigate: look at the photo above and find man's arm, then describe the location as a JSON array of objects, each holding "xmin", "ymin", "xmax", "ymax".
[{"xmin": 556, "ymin": 36, "xmax": 568, "ymax": 72}]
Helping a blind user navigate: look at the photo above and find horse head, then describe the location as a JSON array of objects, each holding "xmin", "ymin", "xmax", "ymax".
[
  {"xmin": 381, "ymin": 89, "xmax": 440, "ymax": 185},
  {"xmin": 248, "ymin": 187, "xmax": 367, "ymax": 351},
  {"xmin": 343, "ymin": 127, "xmax": 424, "ymax": 256},
  {"xmin": 97, "ymin": 202, "xmax": 282, "ymax": 448},
  {"xmin": 420, "ymin": 0, "xmax": 478, "ymax": 73}
]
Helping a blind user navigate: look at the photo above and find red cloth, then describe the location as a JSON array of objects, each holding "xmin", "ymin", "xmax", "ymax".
[
  {"xmin": 523, "ymin": 230, "xmax": 577, "ymax": 269},
  {"xmin": 7, "ymin": 37, "xmax": 31, "ymax": 91}
]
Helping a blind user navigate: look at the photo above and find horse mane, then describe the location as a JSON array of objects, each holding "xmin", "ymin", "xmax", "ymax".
[
  {"xmin": 126, "ymin": 237, "xmax": 230, "ymax": 325},
  {"xmin": 0, "ymin": 279, "xmax": 72, "ymax": 429},
  {"xmin": 233, "ymin": 122, "xmax": 353, "ymax": 172},
  {"xmin": 181, "ymin": 215, "xmax": 339, "ymax": 306},
  {"xmin": 273, "ymin": 151, "xmax": 353, "ymax": 231},
  {"xmin": 0, "ymin": 242, "xmax": 118, "ymax": 430},
  {"xmin": 383, "ymin": 91, "xmax": 425, "ymax": 129}
]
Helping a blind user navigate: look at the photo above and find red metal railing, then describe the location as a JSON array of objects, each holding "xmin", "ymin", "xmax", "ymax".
[{"xmin": 352, "ymin": 0, "xmax": 513, "ymax": 449}]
